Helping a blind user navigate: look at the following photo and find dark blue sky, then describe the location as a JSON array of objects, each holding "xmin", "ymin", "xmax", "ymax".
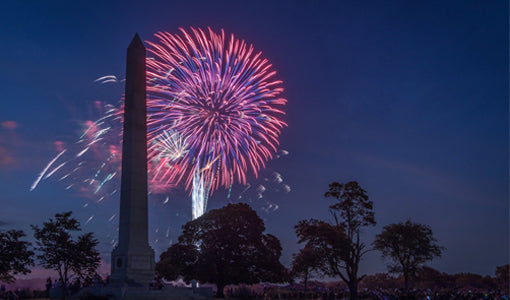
[{"xmin": 0, "ymin": 1, "xmax": 508, "ymax": 277}]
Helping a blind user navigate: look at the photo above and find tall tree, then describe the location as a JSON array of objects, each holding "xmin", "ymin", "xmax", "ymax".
[
  {"xmin": 291, "ymin": 243, "xmax": 324, "ymax": 290},
  {"xmin": 31, "ymin": 212, "xmax": 100, "ymax": 300},
  {"xmin": 295, "ymin": 181, "xmax": 375, "ymax": 300},
  {"xmin": 0, "ymin": 229, "xmax": 34, "ymax": 283},
  {"xmin": 156, "ymin": 203, "xmax": 286, "ymax": 298},
  {"xmin": 373, "ymin": 220, "xmax": 443, "ymax": 292}
]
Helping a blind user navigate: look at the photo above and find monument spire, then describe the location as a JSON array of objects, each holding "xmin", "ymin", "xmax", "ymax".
[{"xmin": 111, "ymin": 33, "xmax": 155, "ymax": 286}]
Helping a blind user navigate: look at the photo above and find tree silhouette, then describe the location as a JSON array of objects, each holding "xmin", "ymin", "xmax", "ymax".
[
  {"xmin": 291, "ymin": 243, "xmax": 323, "ymax": 290},
  {"xmin": 0, "ymin": 229, "xmax": 34, "ymax": 283},
  {"xmin": 374, "ymin": 220, "xmax": 443, "ymax": 291},
  {"xmin": 295, "ymin": 181, "xmax": 375, "ymax": 300},
  {"xmin": 156, "ymin": 203, "xmax": 286, "ymax": 298},
  {"xmin": 495, "ymin": 264, "xmax": 509, "ymax": 291},
  {"xmin": 415, "ymin": 266, "xmax": 454, "ymax": 289},
  {"xmin": 31, "ymin": 212, "xmax": 100, "ymax": 300}
]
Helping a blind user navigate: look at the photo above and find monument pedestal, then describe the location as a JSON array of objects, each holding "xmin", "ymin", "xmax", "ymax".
[{"xmin": 110, "ymin": 246, "xmax": 155, "ymax": 286}]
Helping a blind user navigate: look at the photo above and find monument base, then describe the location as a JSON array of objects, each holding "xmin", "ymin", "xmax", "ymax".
[{"xmin": 110, "ymin": 245, "xmax": 155, "ymax": 286}]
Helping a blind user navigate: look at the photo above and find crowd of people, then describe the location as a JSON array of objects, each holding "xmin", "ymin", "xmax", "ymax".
[
  {"xmin": 0, "ymin": 286, "xmax": 20, "ymax": 300},
  {"xmin": 1, "ymin": 278, "xmax": 508, "ymax": 299},
  {"xmin": 225, "ymin": 285, "xmax": 509, "ymax": 300},
  {"xmin": 42, "ymin": 274, "xmax": 107, "ymax": 298}
]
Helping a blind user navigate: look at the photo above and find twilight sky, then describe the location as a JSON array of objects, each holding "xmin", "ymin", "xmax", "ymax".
[{"xmin": 0, "ymin": 0, "xmax": 508, "ymax": 278}]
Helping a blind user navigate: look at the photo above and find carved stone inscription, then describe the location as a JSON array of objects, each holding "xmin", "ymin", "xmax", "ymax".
[{"xmin": 130, "ymin": 255, "xmax": 151, "ymax": 269}]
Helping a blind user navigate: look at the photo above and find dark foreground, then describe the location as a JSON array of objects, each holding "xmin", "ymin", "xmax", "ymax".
[{"xmin": 1, "ymin": 286, "xmax": 508, "ymax": 300}]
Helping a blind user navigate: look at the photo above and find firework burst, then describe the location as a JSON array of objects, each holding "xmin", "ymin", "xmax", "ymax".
[{"xmin": 145, "ymin": 28, "xmax": 287, "ymax": 206}]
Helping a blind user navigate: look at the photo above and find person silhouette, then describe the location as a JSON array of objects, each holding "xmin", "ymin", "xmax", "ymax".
[{"xmin": 45, "ymin": 277, "xmax": 52, "ymax": 298}]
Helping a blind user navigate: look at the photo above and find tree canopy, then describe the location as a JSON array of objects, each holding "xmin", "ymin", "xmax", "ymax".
[
  {"xmin": 31, "ymin": 212, "xmax": 100, "ymax": 299},
  {"xmin": 0, "ymin": 229, "xmax": 34, "ymax": 283},
  {"xmin": 373, "ymin": 220, "xmax": 443, "ymax": 291},
  {"xmin": 291, "ymin": 243, "xmax": 324, "ymax": 290},
  {"xmin": 295, "ymin": 181, "xmax": 375, "ymax": 300},
  {"xmin": 156, "ymin": 203, "xmax": 286, "ymax": 298}
]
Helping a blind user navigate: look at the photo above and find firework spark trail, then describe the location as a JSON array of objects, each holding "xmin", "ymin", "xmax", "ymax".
[
  {"xmin": 44, "ymin": 162, "xmax": 66, "ymax": 180},
  {"xmin": 76, "ymin": 147, "xmax": 89, "ymax": 157},
  {"xmin": 94, "ymin": 75, "xmax": 119, "ymax": 84},
  {"xmin": 31, "ymin": 99, "xmax": 125, "ymax": 212},
  {"xmin": 85, "ymin": 215, "xmax": 94, "ymax": 225},
  {"xmin": 108, "ymin": 214, "xmax": 116, "ymax": 222},
  {"xmin": 240, "ymin": 183, "xmax": 251, "ymax": 195},
  {"xmin": 191, "ymin": 168, "xmax": 210, "ymax": 219},
  {"xmin": 94, "ymin": 172, "xmax": 116, "ymax": 194},
  {"xmin": 30, "ymin": 150, "xmax": 67, "ymax": 191}
]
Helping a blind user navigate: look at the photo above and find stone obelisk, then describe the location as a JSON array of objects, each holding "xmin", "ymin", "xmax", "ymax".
[{"xmin": 111, "ymin": 33, "xmax": 155, "ymax": 286}]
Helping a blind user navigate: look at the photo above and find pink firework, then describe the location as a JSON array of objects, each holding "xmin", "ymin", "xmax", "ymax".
[{"xmin": 145, "ymin": 27, "xmax": 287, "ymax": 194}]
